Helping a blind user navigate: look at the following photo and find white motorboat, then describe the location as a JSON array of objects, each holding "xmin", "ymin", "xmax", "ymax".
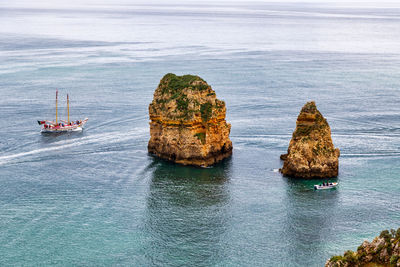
[{"xmin": 314, "ymin": 182, "xmax": 338, "ymax": 190}]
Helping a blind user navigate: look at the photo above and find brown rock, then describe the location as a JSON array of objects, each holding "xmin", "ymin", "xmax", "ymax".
[
  {"xmin": 148, "ymin": 73, "xmax": 232, "ymax": 167},
  {"xmin": 280, "ymin": 154, "xmax": 288, "ymax": 160},
  {"xmin": 280, "ymin": 101, "xmax": 340, "ymax": 178},
  {"xmin": 326, "ymin": 228, "xmax": 400, "ymax": 267}
]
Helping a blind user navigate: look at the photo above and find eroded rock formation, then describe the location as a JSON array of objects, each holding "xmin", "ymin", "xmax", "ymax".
[
  {"xmin": 280, "ymin": 101, "xmax": 340, "ymax": 178},
  {"xmin": 148, "ymin": 73, "xmax": 232, "ymax": 166},
  {"xmin": 326, "ymin": 228, "xmax": 400, "ymax": 267}
]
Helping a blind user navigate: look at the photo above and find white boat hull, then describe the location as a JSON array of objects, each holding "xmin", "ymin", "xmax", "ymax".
[
  {"xmin": 40, "ymin": 118, "xmax": 88, "ymax": 133},
  {"xmin": 314, "ymin": 182, "xmax": 338, "ymax": 190},
  {"xmin": 41, "ymin": 126, "xmax": 83, "ymax": 133}
]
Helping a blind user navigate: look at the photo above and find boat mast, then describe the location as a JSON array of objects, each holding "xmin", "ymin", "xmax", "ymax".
[
  {"xmin": 56, "ymin": 90, "xmax": 58, "ymax": 124},
  {"xmin": 67, "ymin": 94, "xmax": 70, "ymax": 124}
]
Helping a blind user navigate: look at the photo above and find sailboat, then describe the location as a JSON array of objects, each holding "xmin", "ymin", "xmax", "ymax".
[{"xmin": 38, "ymin": 90, "xmax": 88, "ymax": 133}]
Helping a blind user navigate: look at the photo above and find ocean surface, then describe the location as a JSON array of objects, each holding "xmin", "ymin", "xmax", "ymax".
[{"xmin": 0, "ymin": 1, "xmax": 399, "ymax": 266}]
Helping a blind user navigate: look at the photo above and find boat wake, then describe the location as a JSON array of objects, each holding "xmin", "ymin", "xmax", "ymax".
[{"xmin": 0, "ymin": 128, "xmax": 147, "ymax": 166}]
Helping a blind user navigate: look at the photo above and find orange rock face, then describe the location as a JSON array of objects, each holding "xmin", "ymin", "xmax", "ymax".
[
  {"xmin": 148, "ymin": 73, "xmax": 232, "ymax": 166},
  {"xmin": 280, "ymin": 101, "xmax": 340, "ymax": 178}
]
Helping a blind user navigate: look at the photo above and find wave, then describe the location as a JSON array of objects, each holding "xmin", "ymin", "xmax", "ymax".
[
  {"xmin": 341, "ymin": 152, "xmax": 400, "ymax": 158},
  {"xmin": 90, "ymin": 115, "xmax": 148, "ymax": 130}
]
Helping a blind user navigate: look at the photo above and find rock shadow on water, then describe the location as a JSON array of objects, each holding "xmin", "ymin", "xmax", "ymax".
[
  {"xmin": 143, "ymin": 157, "xmax": 232, "ymax": 267},
  {"xmin": 281, "ymin": 176, "xmax": 340, "ymax": 266}
]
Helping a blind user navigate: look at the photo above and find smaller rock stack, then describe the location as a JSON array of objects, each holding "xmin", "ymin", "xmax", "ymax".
[{"xmin": 280, "ymin": 101, "xmax": 340, "ymax": 178}]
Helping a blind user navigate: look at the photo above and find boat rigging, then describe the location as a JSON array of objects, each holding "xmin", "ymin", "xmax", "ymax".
[{"xmin": 37, "ymin": 90, "xmax": 88, "ymax": 133}]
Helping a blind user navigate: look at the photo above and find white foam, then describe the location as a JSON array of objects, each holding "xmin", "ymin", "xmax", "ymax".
[{"xmin": 0, "ymin": 128, "xmax": 147, "ymax": 166}]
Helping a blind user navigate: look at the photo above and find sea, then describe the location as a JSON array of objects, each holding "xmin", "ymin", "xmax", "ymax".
[{"xmin": 0, "ymin": 1, "xmax": 399, "ymax": 266}]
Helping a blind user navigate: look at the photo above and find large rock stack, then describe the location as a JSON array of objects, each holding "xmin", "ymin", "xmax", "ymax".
[{"xmin": 148, "ymin": 73, "xmax": 232, "ymax": 167}]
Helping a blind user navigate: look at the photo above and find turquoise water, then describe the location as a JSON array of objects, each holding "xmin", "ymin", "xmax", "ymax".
[{"xmin": 0, "ymin": 1, "xmax": 400, "ymax": 266}]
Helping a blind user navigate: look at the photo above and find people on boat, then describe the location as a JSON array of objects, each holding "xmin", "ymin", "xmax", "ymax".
[{"xmin": 319, "ymin": 182, "xmax": 334, "ymax": 187}]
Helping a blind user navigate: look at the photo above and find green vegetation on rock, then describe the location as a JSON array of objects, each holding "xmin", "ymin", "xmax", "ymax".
[
  {"xmin": 160, "ymin": 73, "xmax": 208, "ymax": 94},
  {"xmin": 194, "ymin": 132, "xmax": 206, "ymax": 144},
  {"xmin": 215, "ymin": 99, "xmax": 225, "ymax": 111},
  {"xmin": 301, "ymin": 101, "xmax": 318, "ymax": 113},
  {"xmin": 327, "ymin": 228, "xmax": 400, "ymax": 267},
  {"xmin": 293, "ymin": 106, "xmax": 328, "ymax": 138},
  {"xmin": 391, "ymin": 255, "xmax": 400, "ymax": 265},
  {"xmin": 294, "ymin": 125, "xmax": 314, "ymax": 137},
  {"xmin": 343, "ymin": 250, "xmax": 358, "ymax": 265},
  {"xmin": 329, "ymin": 255, "xmax": 344, "ymax": 263},
  {"xmin": 312, "ymin": 143, "xmax": 334, "ymax": 156},
  {"xmin": 176, "ymin": 95, "xmax": 189, "ymax": 112},
  {"xmin": 151, "ymin": 73, "xmax": 225, "ymax": 122},
  {"xmin": 200, "ymin": 102, "xmax": 213, "ymax": 122}
]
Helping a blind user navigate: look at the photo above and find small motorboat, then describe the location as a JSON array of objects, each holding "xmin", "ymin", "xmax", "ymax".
[{"xmin": 314, "ymin": 182, "xmax": 338, "ymax": 190}]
